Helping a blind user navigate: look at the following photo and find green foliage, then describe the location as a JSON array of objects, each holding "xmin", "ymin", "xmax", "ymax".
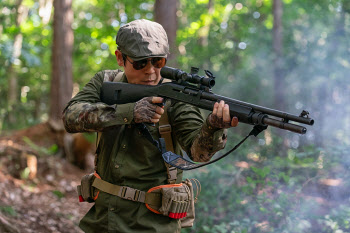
[
  {"xmin": 0, "ymin": 206, "xmax": 17, "ymax": 217},
  {"xmin": 1, "ymin": 0, "xmax": 349, "ymax": 146},
  {"xmin": 20, "ymin": 167, "xmax": 31, "ymax": 180},
  {"xmin": 1, "ymin": 0, "xmax": 350, "ymax": 232},
  {"xmin": 52, "ymin": 190, "xmax": 65, "ymax": 199},
  {"xmin": 82, "ymin": 132, "xmax": 97, "ymax": 143},
  {"xmin": 319, "ymin": 206, "xmax": 350, "ymax": 232},
  {"xmin": 22, "ymin": 136, "xmax": 58, "ymax": 156},
  {"xmin": 182, "ymin": 144, "xmax": 350, "ymax": 233}
]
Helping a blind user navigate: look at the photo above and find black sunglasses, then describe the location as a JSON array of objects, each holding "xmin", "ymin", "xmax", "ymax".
[{"xmin": 122, "ymin": 54, "xmax": 167, "ymax": 70}]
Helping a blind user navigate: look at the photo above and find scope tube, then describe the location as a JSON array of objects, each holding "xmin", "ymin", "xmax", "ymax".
[{"xmin": 161, "ymin": 66, "xmax": 216, "ymax": 89}]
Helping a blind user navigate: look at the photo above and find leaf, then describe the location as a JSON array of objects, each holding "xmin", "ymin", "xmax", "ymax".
[
  {"xmin": 22, "ymin": 136, "xmax": 57, "ymax": 156},
  {"xmin": 52, "ymin": 190, "xmax": 64, "ymax": 199},
  {"xmin": 246, "ymin": 176, "xmax": 254, "ymax": 183},
  {"xmin": 20, "ymin": 167, "xmax": 31, "ymax": 179},
  {"xmin": 0, "ymin": 206, "xmax": 17, "ymax": 216}
]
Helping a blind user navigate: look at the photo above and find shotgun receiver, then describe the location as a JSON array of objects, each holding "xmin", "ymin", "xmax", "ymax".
[{"xmin": 100, "ymin": 66, "xmax": 314, "ymax": 134}]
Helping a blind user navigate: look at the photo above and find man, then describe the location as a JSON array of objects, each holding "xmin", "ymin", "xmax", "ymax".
[{"xmin": 63, "ymin": 19, "xmax": 238, "ymax": 233}]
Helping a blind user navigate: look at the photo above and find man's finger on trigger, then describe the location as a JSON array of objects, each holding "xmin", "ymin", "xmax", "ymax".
[{"xmin": 152, "ymin": 97, "xmax": 164, "ymax": 103}]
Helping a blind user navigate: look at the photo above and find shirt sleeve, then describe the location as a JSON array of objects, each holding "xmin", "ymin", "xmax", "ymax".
[
  {"xmin": 168, "ymin": 102, "xmax": 227, "ymax": 162},
  {"xmin": 62, "ymin": 71, "xmax": 135, "ymax": 133}
]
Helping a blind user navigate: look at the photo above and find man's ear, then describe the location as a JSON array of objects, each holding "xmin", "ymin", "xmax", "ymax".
[{"xmin": 115, "ymin": 50, "xmax": 124, "ymax": 66}]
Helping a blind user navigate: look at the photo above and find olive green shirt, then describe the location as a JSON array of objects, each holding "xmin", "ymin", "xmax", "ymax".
[{"xmin": 63, "ymin": 70, "xmax": 225, "ymax": 233}]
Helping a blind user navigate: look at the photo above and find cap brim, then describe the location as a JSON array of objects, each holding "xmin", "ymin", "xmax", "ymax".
[{"xmin": 128, "ymin": 54, "xmax": 168, "ymax": 61}]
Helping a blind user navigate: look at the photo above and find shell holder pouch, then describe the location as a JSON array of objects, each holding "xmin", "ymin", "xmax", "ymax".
[
  {"xmin": 146, "ymin": 179, "xmax": 201, "ymax": 228},
  {"xmin": 77, "ymin": 172, "xmax": 100, "ymax": 203}
]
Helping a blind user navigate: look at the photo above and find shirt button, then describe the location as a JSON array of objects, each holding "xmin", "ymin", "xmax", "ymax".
[
  {"xmin": 124, "ymin": 118, "xmax": 128, "ymax": 123},
  {"xmin": 122, "ymin": 145, "xmax": 126, "ymax": 149},
  {"xmin": 115, "ymin": 164, "xmax": 120, "ymax": 169}
]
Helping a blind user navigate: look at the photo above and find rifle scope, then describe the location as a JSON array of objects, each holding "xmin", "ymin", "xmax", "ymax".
[{"xmin": 161, "ymin": 66, "xmax": 215, "ymax": 89}]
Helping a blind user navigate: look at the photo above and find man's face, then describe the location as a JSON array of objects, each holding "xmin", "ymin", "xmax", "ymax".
[{"xmin": 115, "ymin": 50, "xmax": 162, "ymax": 85}]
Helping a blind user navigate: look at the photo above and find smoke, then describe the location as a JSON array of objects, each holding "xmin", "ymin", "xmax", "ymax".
[{"xmin": 184, "ymin": 2, "xmax": 350, "ymax": 232}]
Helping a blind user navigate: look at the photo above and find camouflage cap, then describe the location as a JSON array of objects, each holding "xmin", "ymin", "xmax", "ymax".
[{"xmin": 116, "ymin": 19, "xmax": 169, "ymax": 61}]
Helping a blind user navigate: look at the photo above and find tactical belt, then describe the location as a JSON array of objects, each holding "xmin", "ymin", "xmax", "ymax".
[
  {"xmin": 92, "ymin": 176, "xmax": 162, "ymax": 206},
  {"xmin": 89, "ymin": 174, "xmax": 198, "ymax": 223}
]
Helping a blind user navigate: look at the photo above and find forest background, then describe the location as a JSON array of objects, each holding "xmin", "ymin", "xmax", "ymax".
[{"xmin": 1, "ymin": 0, "xmax": 350, "ymax": 232}]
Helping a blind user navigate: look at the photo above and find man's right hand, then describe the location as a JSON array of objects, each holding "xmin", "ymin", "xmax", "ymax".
[{"xmin": 133, "ymin": 97, "xmax": 164, "ymax": 123}]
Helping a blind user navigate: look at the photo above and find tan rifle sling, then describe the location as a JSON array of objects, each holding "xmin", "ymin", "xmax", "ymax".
[
  {"xmin": 158, "ymin": 78, "xmax": 177, "ymax": 184},
  {"xmin": 159, "ymin": 98, "xmax": 177, "ymax": 184}
]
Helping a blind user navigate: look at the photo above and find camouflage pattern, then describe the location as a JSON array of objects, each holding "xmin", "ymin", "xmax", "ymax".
[
  {"xmin": 208, "ymin": 113, "xmax": 233, "ymax": 129},
  {"xmin": 102, "ymin": 69, "xmax": 121, "ymax": 82},
  {"xmin": 134, "ymin": 96, "xmax": 160, "ymax": 123},
  {"xmin": 63, "ymin": 101, "xmax": 125, "ymax": 133},
  {"xmin": 190, "ymin": 118, "xmax": 228, "ymax": 162},
  {"xmin": 62, "ymin": 69, "xmax": 135, "ymax": 134}
]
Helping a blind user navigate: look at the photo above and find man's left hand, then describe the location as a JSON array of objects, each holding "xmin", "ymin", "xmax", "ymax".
[{"xmin": 208, "ymin": 100, "xmax": 239, "ymax": 129}]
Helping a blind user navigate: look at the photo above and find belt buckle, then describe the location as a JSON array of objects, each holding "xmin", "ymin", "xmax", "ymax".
[{"xmin": 122, "ymin": 187, "xmax": 137, "ymax": 201}]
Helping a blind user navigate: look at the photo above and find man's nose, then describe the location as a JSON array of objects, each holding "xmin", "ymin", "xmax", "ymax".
[{"xmin": 143, "ymin": 60, "xmax": 156, "ymax": 73}]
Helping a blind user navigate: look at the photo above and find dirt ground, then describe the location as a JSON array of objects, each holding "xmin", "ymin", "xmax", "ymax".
[{"xmin": 0, "ymin": 139, "xmax": 93, "ymax": 233}]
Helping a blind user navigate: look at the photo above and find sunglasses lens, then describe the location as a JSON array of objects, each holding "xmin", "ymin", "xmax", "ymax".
[
  {"xmin": 151, "ymin": 57, "xmax": 167, "ymax": 68},
  {"xmin": 133, "ymin": 59, "xmax": 148, "ymax": 70}
]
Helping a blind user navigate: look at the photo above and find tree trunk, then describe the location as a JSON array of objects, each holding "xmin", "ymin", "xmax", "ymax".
[
  {"xmin": 7, "ymin": 0, "xmax": 28, "ymax": 126},
  {"xmin": 273, "ymin": 0, "xmax": 284, "ymax": 111},
  {"xmin": 154, "ymin": 0, "xmax": 178, "ymax": 66},
  {"xmin": 51, "ymin": 0, "xmax": 93, "ymax": 169},
  {"xmin": 50, "ymin": 0, "xmax": 74, "ymax": 124}
]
